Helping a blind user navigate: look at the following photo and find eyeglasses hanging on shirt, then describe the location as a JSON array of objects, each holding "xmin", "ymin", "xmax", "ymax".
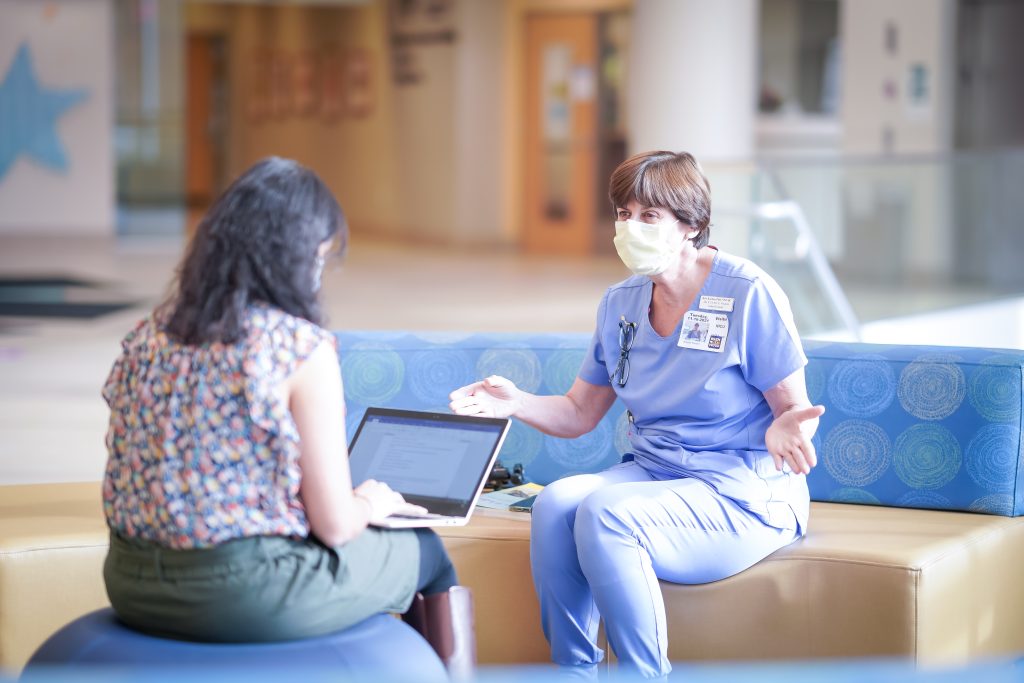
[{"xmin": 615, "ymin": 316, "xmax": 637, "ymax": 387}]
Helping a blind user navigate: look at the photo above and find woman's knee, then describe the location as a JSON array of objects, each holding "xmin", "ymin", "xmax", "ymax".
[
  {"xmin": 573, "ymin": 486, "xmax": 634, "ymax": 541},
  {"xmin": 414, "ymin": 527, "xmax": 447, "ymax": 556},
  {"xmin": 532, "ymin": 474, "xmax": 601, "ymax": 525},
  {"xmin": 414, "ymin": 528, "xmax": 457, "ymax": 595}
]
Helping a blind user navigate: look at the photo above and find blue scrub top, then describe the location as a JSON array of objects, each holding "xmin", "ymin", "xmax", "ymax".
[{"xmin": 578, "ymin": 249, "xmax": 810, "ymax": 532}]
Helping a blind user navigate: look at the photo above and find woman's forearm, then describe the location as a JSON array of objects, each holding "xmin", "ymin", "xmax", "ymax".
[
  {"xmin": 514, "ymin": 379, "xmax": 618, "ymax": 439},
  {"xmin": 514, "ymin": 393, "xmax": 593, "ymax": 438}
]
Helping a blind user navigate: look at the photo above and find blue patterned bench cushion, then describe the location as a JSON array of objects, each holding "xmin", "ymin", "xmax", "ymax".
[
  {"xmin": 335, "ymin": 331, "xmax": 628, "ymax": 486},
  {"xmin": 336, "ymin": 332, "xmax": 1024, "ymax": 516},
  {"xmin": 804, "ymin": 341, "xmax": 1024, "ymax": 516}
]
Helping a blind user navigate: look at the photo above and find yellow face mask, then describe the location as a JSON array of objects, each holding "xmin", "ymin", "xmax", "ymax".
[{"xmin": 612, "ymin": 219, "xmax": 683, "ymax": 276}]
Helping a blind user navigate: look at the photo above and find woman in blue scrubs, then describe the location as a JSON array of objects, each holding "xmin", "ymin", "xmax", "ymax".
[{"xmin": 450, "ymin": 151, "xmax": 824, "ymax": 679}]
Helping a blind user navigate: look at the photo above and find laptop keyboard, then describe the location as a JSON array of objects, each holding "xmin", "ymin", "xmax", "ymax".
[{"xmin": 389, "ymin": 512, "xmax": 448, "ymax": 520}]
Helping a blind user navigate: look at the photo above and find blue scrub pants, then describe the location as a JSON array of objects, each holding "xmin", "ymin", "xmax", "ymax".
[{"xmin": 530, "ymin": 461, "xmax": 800, "ymax": 678}]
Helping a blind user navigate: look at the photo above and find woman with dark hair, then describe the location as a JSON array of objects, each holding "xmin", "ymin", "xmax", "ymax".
[
  {"xmin": 102, "ymin": 157, "xmax": 474, "ymax": 677},
  {"xmin": 451, "ymin": 150, "xmax": 824, "ymax": 678}
]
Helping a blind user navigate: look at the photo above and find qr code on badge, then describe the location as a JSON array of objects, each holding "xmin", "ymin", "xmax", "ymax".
[{"xmin": 708, "ymin": 336, "xmax": 722, "ymax": 350}]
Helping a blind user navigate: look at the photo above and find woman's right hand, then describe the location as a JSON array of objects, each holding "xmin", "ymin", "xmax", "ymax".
[
  {"xmin": 449, "ymin": 375, "xmax": 523, "ymax": 419},
  {"xmin": 354, "ymin": 479, "xmax": 426, "ymax": 524}
]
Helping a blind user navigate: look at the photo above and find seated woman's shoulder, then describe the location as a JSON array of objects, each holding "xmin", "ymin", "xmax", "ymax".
[
  {"xmin": 245, "ymin": 303, "xmax": 335, "ymax": 357},
  {"xmin": 607, "ymin": 273, "xmax": 650, "ymax": 293},
  {"xmin": 118, "ymin": 312, "xmax": 161, "ymax": 351},
  {"xmin": 712, "ymin": 251, "xmax": 777, "ymax": 286},
  {"xmin": 247, "ymin": 303, "xmax": 321, "ymax": 333}
]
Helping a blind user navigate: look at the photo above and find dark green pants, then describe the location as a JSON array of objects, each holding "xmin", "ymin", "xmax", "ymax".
[{"xmin": 104, "ymin": 530, "xmax": 419, "ymax": 642}]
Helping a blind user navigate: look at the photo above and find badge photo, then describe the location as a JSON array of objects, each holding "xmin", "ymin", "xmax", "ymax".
[{"xmin": 678, "ymin": 311, "xmax": 729, "ymax": 353}]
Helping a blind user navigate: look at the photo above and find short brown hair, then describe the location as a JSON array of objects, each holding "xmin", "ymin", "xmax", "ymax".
[{"xmin": 609, "ymin": 151, "xmax": 712, "ymax": 249}]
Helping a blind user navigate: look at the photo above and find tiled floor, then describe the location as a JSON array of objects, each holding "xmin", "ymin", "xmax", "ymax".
[{"xmin": 1, "ymin": 232, "xmax": 1020, "ymax": 485}]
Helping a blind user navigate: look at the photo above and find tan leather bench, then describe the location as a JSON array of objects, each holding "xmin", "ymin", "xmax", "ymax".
[
  {"xmin": 0, "ymin": 483, "xmax": 108, "ymax": 673},
  {"xmin": 4, "ymin": 483, "xmax": 1024, "ymax": 673},
  {"xmin": 439, "ymin": 504, "xmax": 1024, "ymax": 666}
]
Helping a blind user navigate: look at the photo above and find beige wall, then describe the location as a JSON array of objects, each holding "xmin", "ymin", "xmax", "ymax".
[
  {"xmin": 840, "ymin": 0, "xmax": 957, "ymax": 156},
  {"xmin": 838, "ymin": 0, "xmax": 957, "ymax": 281},
  {"xmin": 187, "ymin": 0, "xmax": 509, "ymax": 246},
  {"xmin": 186, "ymin": 2, "xmax": 405, "ymax": 237}
]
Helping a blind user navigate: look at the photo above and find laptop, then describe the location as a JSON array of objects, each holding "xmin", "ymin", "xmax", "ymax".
[{"xmin": 347, "ymin": 407, "xmax": 511, "ymax": 528}]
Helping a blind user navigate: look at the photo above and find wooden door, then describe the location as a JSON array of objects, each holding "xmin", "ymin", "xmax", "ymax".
[
  {"xmin": 185, "ymin": 33, "xmax": 226, "ymax": 208},
  {"xmin": 523, "ymin": 14, "xmax": 598, "ymax": 255}
]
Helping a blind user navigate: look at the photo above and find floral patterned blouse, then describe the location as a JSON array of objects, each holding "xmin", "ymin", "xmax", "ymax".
[{"xmin": 102, "ymin": 304, "xmax": 335, "ymax": 549}]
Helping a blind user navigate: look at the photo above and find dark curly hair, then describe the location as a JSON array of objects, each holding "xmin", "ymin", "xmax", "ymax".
[{"xmin": 164, "ymin": 157, "xmax": 346, "ymax": 345}]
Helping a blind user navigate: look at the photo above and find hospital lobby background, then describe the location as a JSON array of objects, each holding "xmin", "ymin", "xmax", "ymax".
[{"xmin": 2, "ymin": 0, "xmax": 1024, "ymax": 678}]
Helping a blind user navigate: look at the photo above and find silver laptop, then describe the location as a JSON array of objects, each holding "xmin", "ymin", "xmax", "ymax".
[{"xmin": 347, "ymin": 407, "xmax": 511, "ymax": 528}]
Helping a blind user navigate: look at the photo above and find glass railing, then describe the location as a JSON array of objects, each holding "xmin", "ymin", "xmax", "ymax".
[
  {"xmin": 703, "ymin": 147, "xmax": 1024, "ymax": 346},
  {"xmin": 764, "ymin": 149, "xmax": 1024, "ymax": 318},
  {"xmin": 701, "ymin": 163, "xmax": 861, "ymax": 340}
]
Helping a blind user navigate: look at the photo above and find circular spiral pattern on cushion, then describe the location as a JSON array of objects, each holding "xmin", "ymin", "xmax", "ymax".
[
  {"xmin": 965, "ymin": 424, "xmax": 1019, "ymax": 493},
  {"xmin": 543, "ymin": 348, "xmax": 586, "ymax": 395},
  {"xmin": 500, "ymin": 419, "xmax": 544, "ymax": 467},
  {"xmin": 548, "ymin": 419, "xmax": 614, "ymax": 469},
  {"xmin": 892, "ymin": 423, "xmax": 961, "ymax": 489},
  {"xmin": 823, "ymin": 419, "xmax": 891, "ymax": 487},
  {"xmin": 969, "ymin": 493, "xmax": 1014, "ymax": 516},
  {"xmin": 897, "ymin": 490, "xmax": 952, "ymax": 510},
  {"xmin": 897, "ymin": 354, "xmax": 966, "ymax": 421},
  {"xmin": 829, "ymin": 487, "xmax": 880, "ymax": 505},
  {"xmin": 341, "ymin": 342, "xmax": 405, "ymax": 406},
  {"xmin": 968, "ymin": 355, "xmax": 1022, "ymax": 423},
  {"xmin": 826, "ymin": 356, "xmax": 896, "ymax": 418},
  {"xmin": 407, "ymin": 349, "xmax": 475, "ymax": 405},
  {"xmin": 476, "ymin": 348, "xmax": 543, "ymax": 393}
]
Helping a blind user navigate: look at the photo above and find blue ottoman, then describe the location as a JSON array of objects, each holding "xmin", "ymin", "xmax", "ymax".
[{"xmin": 24, "ymin": 608, "xmax": 446, "ymax": 679}]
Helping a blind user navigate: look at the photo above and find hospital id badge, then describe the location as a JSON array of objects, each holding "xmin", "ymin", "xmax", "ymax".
[{"xmin": 678, "ymin": 311, "xmax": 728, "ymax": 353}]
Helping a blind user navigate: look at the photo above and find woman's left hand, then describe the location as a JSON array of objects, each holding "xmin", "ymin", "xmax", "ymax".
[{"xmin": 765, "ymin": 405, "xmax": 825, "ymax": 475}]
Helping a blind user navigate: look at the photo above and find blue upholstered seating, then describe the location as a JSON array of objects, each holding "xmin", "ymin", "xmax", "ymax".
[
  {"xmin": 24, "ymin": 608, "xmax": 446, "ymax": 678},
  {"xmin": 336, "ymin": 331, "xmax": 1024, "ymax": 516},
  {"xmin": 31, "ymin": 334, "xmax": 1020, "ymax": 675},
  {"xmin": 802, "ymin": 341, "xmax": 1024, "ymax": 515},
  {"xmin": 336, "ymin": 331, "xmax": 626, "ymax": 486}
]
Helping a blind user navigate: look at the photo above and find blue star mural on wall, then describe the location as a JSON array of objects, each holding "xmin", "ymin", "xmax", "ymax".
[{"xmin": 0, "ymin": 42, "xmax": 89, "ymax": 180}]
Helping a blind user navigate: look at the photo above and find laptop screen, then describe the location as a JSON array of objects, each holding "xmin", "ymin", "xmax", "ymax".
[{"xmin": 347, "ymin": 408, "xmax": 509, "ymax": 516}]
